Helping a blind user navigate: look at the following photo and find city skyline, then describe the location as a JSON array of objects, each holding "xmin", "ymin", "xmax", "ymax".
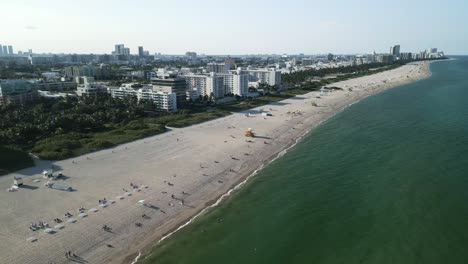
[{"xmin": 2, "ymin": 0, "xmax": 467, "ymax": 55}]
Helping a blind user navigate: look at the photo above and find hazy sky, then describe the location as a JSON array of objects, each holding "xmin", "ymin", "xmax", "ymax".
[{"xmin": 1, "ymin": 0, "xmax": 467, "ymax": 55}]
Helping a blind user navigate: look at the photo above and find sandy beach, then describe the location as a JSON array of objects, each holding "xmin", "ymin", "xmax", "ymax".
[{"xmin": 0, "ymin": 61, "xmax": 431, "ymax": 264}]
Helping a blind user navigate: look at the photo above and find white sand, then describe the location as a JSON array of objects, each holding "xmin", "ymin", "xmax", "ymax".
[{"xmin": 0, "ymin": 61, "xmax": 431, "ymax": 264}]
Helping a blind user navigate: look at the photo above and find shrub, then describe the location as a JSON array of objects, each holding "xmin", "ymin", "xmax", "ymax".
[{"xmin": 86, "ymin": 140, "xmax": 115, "ymax": 149}]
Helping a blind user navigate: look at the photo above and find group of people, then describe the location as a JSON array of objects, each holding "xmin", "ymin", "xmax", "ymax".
[
  {"xmin": 64, "ymin": 212, "xmax": 73, "ymax": 218},
  {"xmin": 98, "ymin": 198, "xmax": 107, "ymax": 205},
  {"xmin": 30, "ymin": 221, "xmax": 48, "ymax": 231},
  {"xmin": 53, "ymin": 218, "xmax": 62, "ymax": 223}
]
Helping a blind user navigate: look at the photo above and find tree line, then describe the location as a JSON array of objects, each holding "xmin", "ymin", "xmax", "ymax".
[{"xmin": 0, "ymin": 94, "xmax": 158, "ymax": 149}]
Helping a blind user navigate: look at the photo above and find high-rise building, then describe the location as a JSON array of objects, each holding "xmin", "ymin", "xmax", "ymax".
[
  {"xmin": 217, "ymin": 70, "xmax": 249, "ymax": 96},
  {"xmin": 181, "ymin": 73, "xmax": 224, "ymax": 100},
  {"xmin": 138, "ymin": 46, "xmax": 144, "ymax": 57},
  {"xmin": 8, "ymin": 45, "xmax": 13, "ymax": 55},
  {"xmin": 0, "ymin": 45, "xmax": 3, "ymax": 56},
  {"xmin": 2, "ymin": 46, "xmax": 8, "ymax": 55},
  {"xmin": 235, "ymin": 68, "xmax": 282, "ymax": 87},
  {"xmin": 400, "ymin": 53, "xmax": 413, "ymax": 61},
  {"xmin": 185, "ymin": 51, "xmax": 197, "ymax": 59},
  {"xmin": 207, "ymin": 63, "xmax": 230, "ymax": 73},
  {"xmin": 28, "ymin": 49, "xmax": 33, "ymax": 55},
  {"xmin": 114, "ymin": 44, "xmax": 125, "ymax": 55},
  {"xmin": 327, "ymin": 53, "xmax": 334, "ymax": 61},
  {"xmin": 390, "ymin": 45, "xmax": 400, "ymax": 57}
]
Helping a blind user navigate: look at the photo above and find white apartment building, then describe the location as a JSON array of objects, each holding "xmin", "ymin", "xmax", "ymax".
[
  {"xmin": 233, "ymin": 68, "xmax": 281, "ymax": 87},
  {"xmin": 76, "ymin": 83, "xmax": 108, "ymax": 97},
  {"xmin": 181, "ymin": 73, "xmax": 224, "ymax": 100},
  {"xmin": 206, "ymin": 73, "xmax": 224, "ymax": 99},
  {"xmin": 218, "ymin": 70, "xmax": 249, "ymax": 96},
  {"xmin": 108, "ymin": 85, "xmax": 177, "ymax": 112},
  {"xmin": 181, "ymin": 74, "xmax": 207, "ymax": 100},
  {"xmin": 110, "ymin": 86, "xmax": 137, "ymax": 99},
  {"xmin": 137, "ymin": 88, "xmax": 177, "ymax": 112}
]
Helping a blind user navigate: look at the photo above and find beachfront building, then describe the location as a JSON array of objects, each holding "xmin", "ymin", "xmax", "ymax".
[
  {"xmin": 181, "ymin": 73, "xmax": 224, "ymax": 100},
  {"xmin": 180, "ymin": 74, "xmax": 207, "ymax": 100},
  {"xmin": 234, "ymin": 68, "xmax": 282, "ymax": 87},
  {"xmin": 217, "ymin": 70, "xmax": 249, "ymax": 96},
  {"xmin": 108, "ymin": 85, "xmax": 177, "ymax": 112},
  {"xmin": 138, "ymin": 88, "xmax": 177, "ymax": 112},
  {"xmin": 0, "ymin": 80, "xmax": 38, "ymax": 105},
  {"xmin": 376, "ymin": 54, "xmax": 394, "ymax": 64},
  {"xmin": 400, "ymin": 52, "xmax": 413, "ymax": 61},
  {"xmin": 151, "ymin": 76, "xmax": 187, "ymax": 107}
]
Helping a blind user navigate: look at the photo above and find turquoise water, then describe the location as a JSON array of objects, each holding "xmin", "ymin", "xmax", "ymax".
[{"xmin": 144, "ymin": 57, "xmax": 468, "ymax": 264}]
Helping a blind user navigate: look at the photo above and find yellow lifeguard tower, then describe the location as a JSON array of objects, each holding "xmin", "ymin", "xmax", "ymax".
[{"xmin": 245, "ymin": 128, "xmax": 255, "ymax": 137}]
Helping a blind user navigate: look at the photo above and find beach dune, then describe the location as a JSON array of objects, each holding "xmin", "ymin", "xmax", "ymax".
[{"xmin": 0, "ymin": 61, "xmax": 431, "ymax": 264}]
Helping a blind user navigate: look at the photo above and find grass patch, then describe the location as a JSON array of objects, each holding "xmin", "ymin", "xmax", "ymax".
[
  {"xmin": 166, "ymin": 110, "xmax": 230, "ymax": 128},
  {"xmin": 219, "ymin": 94, "xmax": 293, "ymax": 112},
  {"xmin": 32, "ymin": 121, "xmax": 166, "ymax": 160}
]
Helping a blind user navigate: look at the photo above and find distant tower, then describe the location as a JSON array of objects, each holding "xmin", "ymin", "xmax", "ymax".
[
  {"xmin": 2, "ymin": 46, "xmax": 8, "ymax": 55},
  {"xmin": 392, "ymin": 45, "xmax": 400, "ymax": 57},
  {"xmin": 0, "ymin": 44, "xmax": 3, "ymax": 56},
  {"xmin": 138, "ymin": 46, "xmax": 144, "ymax": 57},
  {"xmin": 8, "ymin": 45, "xmax": 13, "ymax": 55},
  {"xmin": 114, "ymin": 44, "xmax": 125, "ymax": 55}
]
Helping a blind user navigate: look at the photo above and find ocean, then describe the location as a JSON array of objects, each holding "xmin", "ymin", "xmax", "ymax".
[{"xmin": 143, "ymin": 57, "xmax": 468, "ymax": 264}]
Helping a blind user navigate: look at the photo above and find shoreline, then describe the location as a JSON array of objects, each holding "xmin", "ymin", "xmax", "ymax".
[
  {"xmin": 132, "ymin": 61, "xmax": 435, "ymax": 263},
  {"xmin": 0, "ymin": 61, "xmax": 433, "ymax": 264}
]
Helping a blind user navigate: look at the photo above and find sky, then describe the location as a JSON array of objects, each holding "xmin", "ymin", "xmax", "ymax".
[{"xmin": 1, "ymin": 0, "xmax": 467, "ymax": 55}]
